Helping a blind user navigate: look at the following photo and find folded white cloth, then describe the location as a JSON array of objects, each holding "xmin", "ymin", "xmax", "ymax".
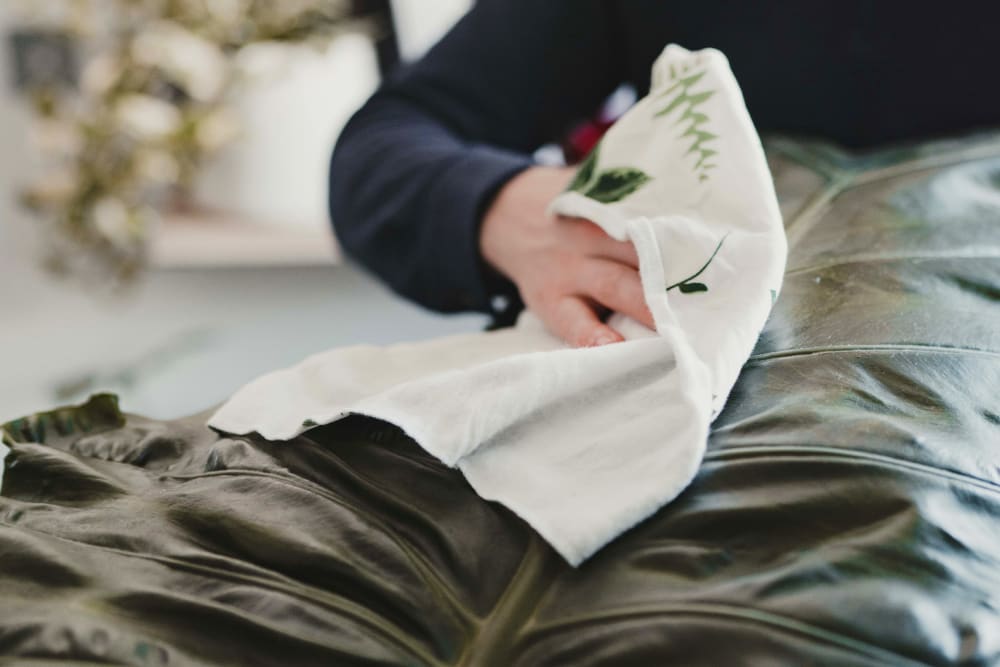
[{"xmin": 209, "ymin": 45, "xmax": 786, "ymax": 566}]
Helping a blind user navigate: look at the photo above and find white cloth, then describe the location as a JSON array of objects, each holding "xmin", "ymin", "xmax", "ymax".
[{"xmin": 208, "ymin": 45, "xmax": 786, "ymax": 566}]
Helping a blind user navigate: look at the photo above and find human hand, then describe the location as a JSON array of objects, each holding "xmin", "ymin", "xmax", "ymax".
[{"xmin": 479, "ymin": 166, "xmax": 655, "ymax": 347}]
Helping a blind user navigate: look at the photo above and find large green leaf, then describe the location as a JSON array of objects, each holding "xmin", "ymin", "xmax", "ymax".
[{"xmin": 2, "ymin": 136, "xmax": 1000, "ymax": 664}]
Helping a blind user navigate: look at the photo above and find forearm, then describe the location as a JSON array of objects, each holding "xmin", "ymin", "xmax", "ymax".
[
  {"xmin": 330, "ymin": 95, "xmax": 530, "ymax": 313},
  {"xmin": 328, "ymin": 0, "xmax": 619, "ymax": 316}
]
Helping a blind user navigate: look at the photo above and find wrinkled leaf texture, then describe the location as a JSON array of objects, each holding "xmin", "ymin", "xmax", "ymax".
[{"xmin": 3, "ymin": 134, "xmax": 1000, "ymax": 666}]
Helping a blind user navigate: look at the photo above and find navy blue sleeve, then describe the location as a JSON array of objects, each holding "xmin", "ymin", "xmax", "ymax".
[{"xmin": 329, "ymin": 0, "xmax": 621, "ymax": 318}]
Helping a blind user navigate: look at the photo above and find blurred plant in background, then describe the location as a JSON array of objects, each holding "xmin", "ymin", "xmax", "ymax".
[{"xmin": 17, "ymin": 0, "xmax": 361, "ymax": 282}]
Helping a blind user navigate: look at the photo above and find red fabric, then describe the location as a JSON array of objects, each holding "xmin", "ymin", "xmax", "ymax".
[{"xmin": 562, "ymin": 116, "xmax": 616, "ymax": 164}]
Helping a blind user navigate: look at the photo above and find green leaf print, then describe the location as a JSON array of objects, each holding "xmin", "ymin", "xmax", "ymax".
[
  {"xmin": 566, "ymin": 141, "xmax": 652, "ymax": 204},
  {"xmin": 581, "ymin": 167, "xmax": 652, "ymax": 204},
  {"xmin": 655, "ymin": 64, "xmax": 719, "ymax": 182},
  {"xmin": 666, "ymin": 233, "xmax": 729, "ymax": 295},
  {"xmin": 678, "ymin": 282, "xmax": 708, "ymax": 294},
  {"xmin": 567, "ymin": 143, "xmax": 600, "ymax": 193}
]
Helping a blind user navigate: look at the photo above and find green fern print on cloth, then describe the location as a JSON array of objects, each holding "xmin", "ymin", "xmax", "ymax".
[
  {"xmin": 656, "ymin": 62, "xmax": 718, "ymax": 182},
  {"xmin": 566, "ymin": 58, "xmax": 724, "ymax": 294}
]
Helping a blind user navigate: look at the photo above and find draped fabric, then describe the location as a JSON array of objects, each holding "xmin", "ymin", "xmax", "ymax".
[{"xmin": 3, "ymin": 133, "xmax": 1000, "ymax": 665}]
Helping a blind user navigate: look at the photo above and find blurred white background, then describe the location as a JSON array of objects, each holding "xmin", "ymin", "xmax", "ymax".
[{"xmin": 0, "ymin": 0, "xmax": 481, "ymax": 426}]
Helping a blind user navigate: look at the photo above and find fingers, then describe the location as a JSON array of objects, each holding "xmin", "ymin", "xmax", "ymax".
[
  {"xmin": 543, "ymin": 296, "xmax": 625, "ymax": 348},
  {"xmin": 559, "ymin": 217, "xmax": 640, "ymax": 268},
  {"xmin": 495, "ymin": 207, "xmax": 652, "ymax": 347},
  {"xmin": 575, "ymin": 258, "xmax": 656, "ymax": 330}
]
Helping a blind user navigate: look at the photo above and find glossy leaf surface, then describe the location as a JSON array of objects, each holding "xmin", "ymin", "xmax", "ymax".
[{"xmin": 3, "ymin": 135, "xmax": 1000, "ymax": 665}]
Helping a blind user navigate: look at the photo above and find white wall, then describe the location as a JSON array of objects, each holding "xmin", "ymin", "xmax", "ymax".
[
  {"xmin": 391, "ymin": 0, "xmax": 472, "ymax": 62},
  {"xmin": 192, "ymin": 0, "xmax": 474, "ymax": 228},
  {"xmin": 192, "ymin": 35, "xmax": 380, "ymax": 229}
]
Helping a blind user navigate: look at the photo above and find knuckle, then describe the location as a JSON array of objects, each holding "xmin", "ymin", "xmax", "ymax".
[
  {"xmin": 590, "ymin": 263, "xmax": 632, "ymax": 302},
  {"xmin": 575, "ymin": 219, "xmax": 606, "ymax": 240},
  {"xmin": 576, "ymin": 223, "xmax": 612, "ymax": 249},
  {"xmin": 533, "ymin": 283, "xmax": 564, "ymax": 307}
]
